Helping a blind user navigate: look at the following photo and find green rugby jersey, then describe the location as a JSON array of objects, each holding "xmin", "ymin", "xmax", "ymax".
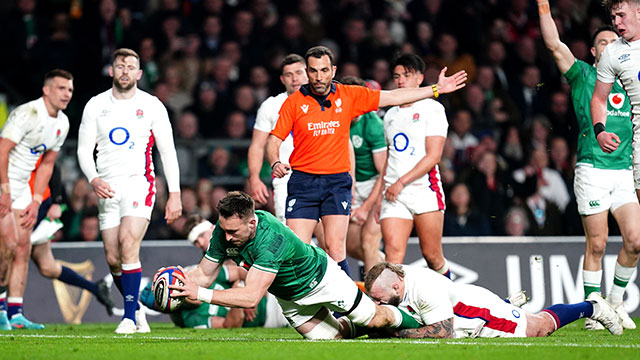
[
  {"xmin": 350, "ymin": 111, "xmax": 387, "ymax": 182},
  {"xmin": 205, "ymin": 210, "xmax": 328, "ymax": 301},
  {"xmin": 565, "ymin": 59, "xmax": 632, "ymax": 169}
]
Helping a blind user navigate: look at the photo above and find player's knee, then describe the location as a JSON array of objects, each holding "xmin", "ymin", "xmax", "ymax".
[
  {"xmin": 38, "ymin": 262, "xmax": 59, "ymax": 278},
  {"xmin": 302, "ymin": 317, "xmax": 341, "ymax": 340},
  {"xmin": 624, "ymin": 239, "xmax": 640, "ymax": 255},
  {"xmin": 104, "ymin": 252, "xmax": 120, "ymax": 268}
]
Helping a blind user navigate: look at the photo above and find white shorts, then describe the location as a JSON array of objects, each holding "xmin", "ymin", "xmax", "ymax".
[
  {"xmin": 264, "ymin": 293, "xmax": 290, "ymax": 328},
  {"xmin": 0, "ymin": 180, "xmax": 33, "ymax": 210},
  {"xmin": 379, "ymin": 183, "xmax": 445, "ymax": 220},
  {"xmin": 98, "ymin": 175, "xmax": 155, "ymax": 230},
  {"xmin": 272, "ymin": 173, "xmax": 290, "ymax": 224},
  {"xmin": 452, "ymin": 284, "xmax": 528, "ymax": 338},
  {"xmin": 353, "ymin": 177, "xmax": 377, "ymax": 209},
  {"xmin": 574, "ymin": 166, "xmax": 637, "ymax": 216},
  {"xmin": 277, "ymin": 257, "xmax": 376, "ymax": 328}
]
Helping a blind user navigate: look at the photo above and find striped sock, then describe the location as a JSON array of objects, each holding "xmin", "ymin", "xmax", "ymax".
[
  {"xmin": 121, "ymin": 263, "xmax": 142, "ymax": 322},
  {"xmin": 608, "ymin": 262, "xmax": 636, "ymax": 305},
  {"xmin": 0, "ymin": 291, "xmax": 6, "ymax": 312},
  {"xmin": 7, "ymin": 297, "xmax": 23, "ymax": 319},
  {"xmin": 542, "ymin": 302, "xmax": 594, "ymax": 330},
  {"xmin": 582, "ymin": 269, "xmax": 602, "ymax": 298},
  {"xmin": 435, "ymin": 261, "xmax": 451, "ymax": 279}
]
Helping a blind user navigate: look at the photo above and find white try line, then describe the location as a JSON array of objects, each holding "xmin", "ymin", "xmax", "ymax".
[{"xmin": 0, "ymin": 333, "xmax": 638, "ymax": 349}]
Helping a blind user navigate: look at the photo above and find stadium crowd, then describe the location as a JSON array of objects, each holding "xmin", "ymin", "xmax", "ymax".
[{"xmin": 0, "ymin": 0, "xmax": 618, "ymax": 239}]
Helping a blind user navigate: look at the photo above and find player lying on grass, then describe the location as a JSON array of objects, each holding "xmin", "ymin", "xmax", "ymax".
[
  {"xmin": 354, "ymin": 262, "xmax": 624, "ymax": 338},
  {"xmin": 167, "ymin": 191, "xmax": 421, "ymax": 339},
  {"xmin": 145, "ymin": 214, "xmax": 288, "ymax": 329},
  {"xmin": 141, "ymin": 262, "xmax": 288, "ymax": 329}
]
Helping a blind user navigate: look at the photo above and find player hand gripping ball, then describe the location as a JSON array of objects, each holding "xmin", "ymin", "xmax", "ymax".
[{"xmin": 152, "ymin": 266, "xmax": 185, "ymax": 312}]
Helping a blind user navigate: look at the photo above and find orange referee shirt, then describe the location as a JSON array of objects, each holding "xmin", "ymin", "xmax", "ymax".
[{"xmin": 271, "ymin": 83, "xmax": 380, "ymax": 174}]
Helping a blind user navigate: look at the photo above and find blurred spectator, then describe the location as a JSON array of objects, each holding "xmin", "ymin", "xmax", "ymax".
[
  {"xmin": 548, "ymin": 136, "xmax": 573, "ymax": 188},
  {"xmin": 548, "ymin": 90, "xmax": 577, "ymax": 141},
  {"xmin": 298, "ymin": 0, "xmax": 325, "ymax": 45},
  {"xmin": 277, "ymin": 14, "xmax": 308, "ymax": 57},
  {"xmin": 463, "ymin": 84, "xmax": 495, "ymax": 135},
  {"xmin": 522, "ymin": 180, "xmax": 564, "ymax": 236},
  {"xmin": 250, "ymin": 0, "xmax": 279, "ymax": 35},
  {"xmin": 512, "ymin": 147, "xmax": 570, "ymax": 214},
  {"xmin": 198, "ymin": 146, "xmax": 241, "ymax": 178},
  {"xmin": 249, "ymin": 66, "xmax": 271, "ymax": 104},
  {"xmin": 161, "ymin": 63, "xmax": 193, "ymax": 116},
  {"xmin": 181, "ymin": 186, "xmax": 199, "ymax": 216},
  {"xmin": 449, "ymin": 109, "xmax": 477, "ymax": 169},
  {"xmin": 225, "ymin": 111, "xmax": 249, "ymax": 140},
  {"xmin": 485, "ymin": 40, "xmax": 510, "ymax": 91},
  {"xmin": 411, "ymin": 21, "xmax": 434, "ymax": 57},
  {"xmin": 185, "ymin": 80, "xmax": 222, "ymax": 138},
  {"xmin": 199, "ymin": 15, "xmax": 222, "ymax": 57},
  {"xmin": 195, "ymin": 178, "xmax": 214, "ymax": 219},
  {"xmin": 369, "ymin": 19, "xmax": 397, "ymax": 61},
  {"xmin": 138, "ymin": 37, "xmax": 160, "ymax": 90},
  {"xmin": 468, "ymin": 150, "xmax": 512, "ymax": 235},
  {"xmin": 339, "ymin": 17, "xmax": 372, "ymax": 67},
  {"xmin": 208, "ymin": 185, "xmax": 228, "ymax": 223},
  {"xmin": 443, "ymin": 183, "xmax": 491, "ymax": 236},
  {"xmin": 426, "ymin": 32, "xmax": 476, "ymax": 84},
  {"xmin": 504, "ymin": 206, "xmax": 530, "ymax": 236},
  {"xmin": 370, "ymin": 58, "xmax": 392, "ymax": 89},
  {"xmin": 528, "ymin": 115, "xmax": 552, "ymax": 152},
  {"xmin": 499, "ymin": 125, "xmax": 526, "ymax": 170},
  {"xmin": 174, "ymin": 111, "xmax": 203, "ymax": 186},
  {"xmin": 70, "ymin": 207, "xmax": 100, "ymax": 242},
  {"xmin": 233, "ymin": 84, "xmax": 257, "ymax": 128},
  {"xmin": 509, "ymin": 65, "xmax": 549, "ymax": 123}
]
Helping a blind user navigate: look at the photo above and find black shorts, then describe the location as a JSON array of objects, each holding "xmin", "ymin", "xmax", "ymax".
[{"xmin": 285, "ymin": 171, "xmax": 352, "ymax": 220}]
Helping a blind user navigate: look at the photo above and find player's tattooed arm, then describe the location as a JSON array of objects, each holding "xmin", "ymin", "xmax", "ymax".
[{"xmin": 396, "ymin": 318, "xmax": 454, "ymax": 339}]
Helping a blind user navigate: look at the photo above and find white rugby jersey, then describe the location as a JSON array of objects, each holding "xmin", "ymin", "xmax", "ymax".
[
  {"xmin": 398, "ymin": 265, "xmax": 455, "ymax": 326},
  {"xmin": 383, "ymin": 98, "xmax": 448, "ymax": 185},
  {"xmin": 597, "ymin": 37, "xmax": 640, "ymax": 119},
  {"xmin": 1, "ymin": 97, "xmax": 69, "ymax": 182},
  {"xmin": 254, "ymin": 92, "xmax": 293, "ymax": 184},
  {"xmin": 77, "ymin": 88, "xmax": 180, "ymax": 192}
]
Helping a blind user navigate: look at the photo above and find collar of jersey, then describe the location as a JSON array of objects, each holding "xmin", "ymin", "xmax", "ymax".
[{"xmin": 300, "ymin": 82, "xmax": 336, "ymax": 108}]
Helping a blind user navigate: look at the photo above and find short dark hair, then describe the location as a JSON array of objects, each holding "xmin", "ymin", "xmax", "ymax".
[
  {"xmin": 602, "ymin": 0, "xmax": 640, "ymax": 13},
  {"xmin": 217, "ymin": 191, "xmax": 255, "ymax": 220},
  {"xmin": 280, "ymin": 54, "xmax": 305, "ymax": 74},
  {"xmin": 112, "ymin": 48, "xmax": 140, "ymax": 65},
  {"xmin": 44, "ymin": 69, "xmax": 73, "ymax": 84},
  {"xmin": 183, "ymin": 214, "xmax": 206, "ymax": 238},
  {"xmin": 340, "ymin": 76, "xmax": 367, "ymax": 87},
  {"xmin": 391, "ymin": 53, "xmax": 425, "ymax": 74},
  {"xmin": 591, "ymin": 25, "xmax": 617, "ymax": 47},
  {"xmin": 364, "ymin": 262, "xmax": 405, "ymax": 293},
  {"xmin": 305, "ymin": 46, "xmax": 334, "ymax": 66}
]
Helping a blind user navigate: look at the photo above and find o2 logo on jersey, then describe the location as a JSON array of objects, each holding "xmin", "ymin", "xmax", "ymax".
[
  {"xmin": 109, "ymin": 127, "xmax": 130, "ymax": 146},
  {"xmin": 609, "ymin": 93, "xmax": 625, "ymax": 110},
  {"xmin": 29, "ymin": 144, "xmax": 47, "ymax": 155},
  {"xmin": 393, "ymin": 132, "xmax": 415, "ymax": 155}
]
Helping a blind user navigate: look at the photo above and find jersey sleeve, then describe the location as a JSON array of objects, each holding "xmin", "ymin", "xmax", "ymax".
[
  {"xmin": 250, "ymin": 232, "xmax": 287, "ymax": 274},
  {"xmin": 204, "ymin": 225, "xmax": 226, "ymax": 264},
  {"xmin": 270, "ymin": 97, "xmax": 295, "ymax": 141},
  {"xmin": 151, "ymin": 97, "xmax": 181, "ymax": 193},
  {"xmin": 563, "ymin": 59, "xmax": 586, "ymax": 86},
  {"xmin": 1, "ymin": 104, "xmax": 38, "ymax": 145},
  {"xmin": 364, "ymin": 112, "xmax": 387, "ymax": 152},
  {"xmin": 346, "ymin": 85, "xmax": 381, "ymax": 118},
  {"xmin": 596, "ymin": 44, "xmax": 617, "ymax": 84},
  {"xmin": 424, "ymin": 101, "xmax": 448, "ymax": 137},
  {"xmin": 77, "ymin": 99, "xmax": 99, "ymax": 183},
  {"xmin": 254, "ymin": 97, "xmax": 277, "ymax": 133},
  {"xmin": 414, "ymin": 282, "xmax": 454, "ymax": 325}
]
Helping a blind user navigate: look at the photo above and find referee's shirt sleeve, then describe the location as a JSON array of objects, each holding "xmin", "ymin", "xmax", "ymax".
[{"xmin": 271, "ymin": 96, "xmax": 295, "ymax": 141}]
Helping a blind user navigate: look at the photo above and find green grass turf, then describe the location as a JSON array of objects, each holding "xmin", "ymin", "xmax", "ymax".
[{"xmin": 0, "ymin": 319, "xmax": 638, "ymax": 360}]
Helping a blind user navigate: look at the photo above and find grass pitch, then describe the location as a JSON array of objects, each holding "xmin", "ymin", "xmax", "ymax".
[{"xmin": 0, "ymin": 320, "xmax": 638, "ymax": 360}]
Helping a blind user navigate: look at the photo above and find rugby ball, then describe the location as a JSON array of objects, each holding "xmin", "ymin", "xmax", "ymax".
[{"xmin": 153, "ymin": 266, "xmax": 185, "ymax": 312}]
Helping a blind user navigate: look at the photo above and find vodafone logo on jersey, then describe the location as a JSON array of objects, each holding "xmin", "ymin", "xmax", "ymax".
[{"xmin": 608, "ymin": 93, "xmax": 625, "ymax": 109}]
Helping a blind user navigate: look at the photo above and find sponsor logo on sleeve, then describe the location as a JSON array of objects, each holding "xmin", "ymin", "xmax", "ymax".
[{"xmin": 619, "ymin": 53, "xmax": 631, "ymax": 64}]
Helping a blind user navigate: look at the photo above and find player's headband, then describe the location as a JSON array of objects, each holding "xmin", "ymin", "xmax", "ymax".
[{"xmin": 187, "ymin": 220, "xmax": 214, "ymax": 244}]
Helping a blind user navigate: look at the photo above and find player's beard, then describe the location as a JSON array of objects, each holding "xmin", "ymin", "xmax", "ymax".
[
  {"xmin": 310, "ymin": 80, "xmax": 329, "ymax": 95},
  {"xmin": 387, "ymin": 295, "xmax": 401, "ymax": 307},
  {"xmin": 113, "ymin": 77, "xmax": 136, "ymax": 91}
]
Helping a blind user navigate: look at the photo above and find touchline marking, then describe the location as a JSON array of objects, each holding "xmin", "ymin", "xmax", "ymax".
[{"xmin": 0, "ymin": 334, "xmax": 638, "ymax": 349}]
